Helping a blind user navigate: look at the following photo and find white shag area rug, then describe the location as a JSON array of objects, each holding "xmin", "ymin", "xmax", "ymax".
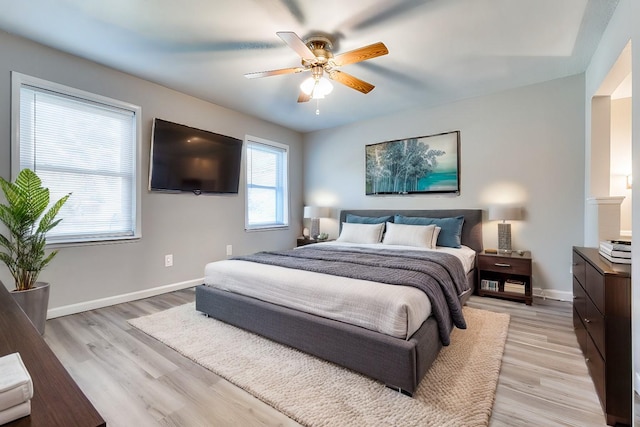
[{"xmin": 129, "ymin": 303, "xmax": 509, "ymax": 427}]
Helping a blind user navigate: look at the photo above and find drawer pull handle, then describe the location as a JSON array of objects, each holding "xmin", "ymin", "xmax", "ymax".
[
  {"xmin": 584, "ymin": 318, "xmax": 591, "ymax": 323},
  {"xmin": 494, "ymin": 263, "xmax": 511, "ymax": 267},
  {"xmin": 585, "ymin": 357, "xmax": 590, "ymax": 363}
]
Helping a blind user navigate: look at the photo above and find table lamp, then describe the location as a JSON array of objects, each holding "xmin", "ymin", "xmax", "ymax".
[
  {"xmin": 303, "ymin": 206, "xmax": 330, "ymax": 239},
  {"xmin": 488, "ymin": 205, "xmax": 522, "ymax": 253}
]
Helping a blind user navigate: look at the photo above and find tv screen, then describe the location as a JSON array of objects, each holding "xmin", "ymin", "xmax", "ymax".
[{"xmin": 149, "ymin": 118, "xmax": 243, "ymax": 194}]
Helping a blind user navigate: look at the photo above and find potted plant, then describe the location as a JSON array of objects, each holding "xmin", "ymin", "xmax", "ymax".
[{"xmin": 0, "ymin": 168, "xmax": 70, "ymax": 334}]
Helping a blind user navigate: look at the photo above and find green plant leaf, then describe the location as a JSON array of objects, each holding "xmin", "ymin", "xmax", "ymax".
[
  {"xmin": 0, "ymin": 168, "xmax": 68, "ymax": 290},
  {"xmin": 15, "ymin": 169, "xmax": 49, "ymax": 224},
  {"xmin": 37, "ymin": 193, "xmax": 70, "ymax": 234}
]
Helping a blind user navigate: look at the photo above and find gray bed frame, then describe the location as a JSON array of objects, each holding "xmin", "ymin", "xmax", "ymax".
[{"xmin": 195, "ymin": 209, "xmax": 483, "ymax": 396}]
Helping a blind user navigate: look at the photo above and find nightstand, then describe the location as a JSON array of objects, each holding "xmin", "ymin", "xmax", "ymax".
[
  {"xmin": 477, "ymin": 251, "xmax": 532, "ymax": 305},
  {"xmin": 296, "ymin": 238, "xmax": 333, "ymax": 247}
]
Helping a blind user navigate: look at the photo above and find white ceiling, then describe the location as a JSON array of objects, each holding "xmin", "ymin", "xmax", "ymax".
[{"xmin": 0, "ymin": 0, "xmax": 619, "ymax": 133}]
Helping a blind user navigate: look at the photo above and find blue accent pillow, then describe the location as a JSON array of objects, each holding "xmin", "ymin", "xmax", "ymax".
[
  {"xmin": 346, "ymin": 214, "xmax": 393, "ymax": 224},
  {"xmin": 394, "ymin": 215, "xmax": 465, "ymax": 248}
]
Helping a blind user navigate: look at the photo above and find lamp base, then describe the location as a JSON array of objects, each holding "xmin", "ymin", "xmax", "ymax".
[
  {"xmin": 310, "ymin": 218, "xmax": 320, "ymax": 240},
  {"xmin": 497, "ymin": 223, "xmax": 512, "ymax": 253}
]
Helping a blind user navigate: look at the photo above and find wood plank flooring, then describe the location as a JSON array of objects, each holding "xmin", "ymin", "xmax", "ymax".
[{"xmin": 42, "ymin": 290, "xmax": 609, "ymax": 426}]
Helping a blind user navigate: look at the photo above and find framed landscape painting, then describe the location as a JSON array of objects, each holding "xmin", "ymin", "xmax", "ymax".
[{"xmin": 365, "ymin": 131, "xmax": 460, "ymax": 195}]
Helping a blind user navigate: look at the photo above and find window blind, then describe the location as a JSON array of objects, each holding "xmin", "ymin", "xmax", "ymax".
[{"xmin": 17, "ymin": 80, "xmax": 139, "ymax": 244}]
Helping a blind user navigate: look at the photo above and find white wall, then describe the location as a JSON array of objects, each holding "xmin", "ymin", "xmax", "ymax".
[
  {"xmin": 0, "ymin": 30, "xmax": 304, "ymax": 313},
  {"xmin": 610, "ymin": 97, "xmax": 632, "ymax": 235},
  {"xmin": 584, "ymin": 0, "xmax": 640, "ymax": 395},
  {"xmin": 303, "ymin": 75, "xmax": 585, "ymax": 297}
]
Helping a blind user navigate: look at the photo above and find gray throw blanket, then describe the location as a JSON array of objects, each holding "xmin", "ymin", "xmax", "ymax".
[{"xmin": 234, "ymin": 246, "xmax": 469, "ymax": 345}]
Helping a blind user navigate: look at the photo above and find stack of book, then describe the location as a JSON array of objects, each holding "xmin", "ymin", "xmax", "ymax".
[
  {"xmin": 504, "ymin": 279, "xmax": 526, "ymax": 294},
  {"xmin": 599, "ymin": 239, "xmax": 631, "ymax": 264},
  {"xmin": 0, "ymin": 353, "xmax": 32, "ymax": 424},
  {"xmin": 480, "ymin": 279, "xmax": 499, "ymax": 291}
]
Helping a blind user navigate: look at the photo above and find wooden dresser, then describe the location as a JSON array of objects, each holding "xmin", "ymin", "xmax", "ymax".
[
  {"xmin": 0, "ymin": 282, "xmax": 105, "ymax": 426},
  {"xmin": 572, "ymin": 247, "xmax": 631, "ymax": 426}
]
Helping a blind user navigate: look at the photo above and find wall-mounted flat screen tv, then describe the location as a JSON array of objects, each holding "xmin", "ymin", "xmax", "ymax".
[{"xmin": 149, "ymin": 118, "xmax": 243, "ymax": 194}]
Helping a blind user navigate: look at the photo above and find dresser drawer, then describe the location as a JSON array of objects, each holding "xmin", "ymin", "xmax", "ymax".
[
  {"xmin": 572, "ymin": 251, "xmax": 586, "ymax": 286},
  {"xmin": 573, "ymin": 277, "xmax": 586, "ymax": 321},
  {"xmin": 573, "ymin": 307, "xmax": 587, "ymax": 355},
  {"xmin": 586, "ymin": 263, "xmax": 605, "ymax": 314},
  {"xmin": 572, "ymin": 247, "xmax": 631, "ymax": 425},
  {"xmin": 586, "ymin": 333, "xmax": 605, "ymax": 408},
  {"xmin": 585, "ymin": 295, "xmax": 605, "ymax": 359},
  {"xmin": 477, "ymin": 256, "xmax": 531, "ymax": 275}
]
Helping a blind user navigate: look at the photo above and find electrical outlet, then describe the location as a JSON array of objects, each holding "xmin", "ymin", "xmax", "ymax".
[
  {"xmin": 226, "ymin": 245, "xmax": 233, "ymax": 256},
  {"xmin": 164, "ymin": 254, "xmax": 173, "ymax": 267}
]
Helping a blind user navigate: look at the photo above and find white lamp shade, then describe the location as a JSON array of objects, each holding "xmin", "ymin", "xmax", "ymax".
[
  {"xmin": 488, "ymin": 205, "xmax": 522, "ymax": 221},
  {"xmin": 300, "ymin": 77, "xmax": 333, "ymax": 98},
  {"xmin": 303, "ymin": 206, "xmax": 330, "ymax": 219}
]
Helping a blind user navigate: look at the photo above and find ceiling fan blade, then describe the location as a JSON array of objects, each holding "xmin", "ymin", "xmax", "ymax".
[
  {"xmin": 338, "ymin": 0, "xmax": 428, "ymax": 32},
  {"xmin": 277, "ymin": 31, "xmax": 317, "ymax": 63},
  {"xmin": 297, "ymin": 91, "xmax": 311, "ymax": 103},
  {"xmin": 244, "ymin": 67, "xmax": 306, "ymax": 79},
  {"xmin": 329, "ymin": 70, "xmax": 375, "ymax": 94},
  {"xmin": 332, "ymin": 42, "xmax": 388, "ymax": 67}
]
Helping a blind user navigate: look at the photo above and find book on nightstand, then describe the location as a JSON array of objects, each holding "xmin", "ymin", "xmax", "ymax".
[
  {"xmin": 480, "ymin": 279, "xmax": 499, "ymax": 291},
  {"xmin": 504, "ymin": 279, "xmax": 526, "ymax": 294}
]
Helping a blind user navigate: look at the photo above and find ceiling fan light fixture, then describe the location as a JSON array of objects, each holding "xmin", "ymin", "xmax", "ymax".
[
  {"xmin": 248, "ymin": 32, "xmax": 388, "ymax": 103},
  {"xmin": 300, "ymin": 76, "xmax": 333, "ymax": 99},
  {"xmin": 299, "ymin": 77, "xmax": 315, "ymax": 95}
]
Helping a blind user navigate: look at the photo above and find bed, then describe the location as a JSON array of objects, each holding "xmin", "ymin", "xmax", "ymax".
[{"xmin": 195, "ymin": 209, "xmax": 483, "ymax": 395}]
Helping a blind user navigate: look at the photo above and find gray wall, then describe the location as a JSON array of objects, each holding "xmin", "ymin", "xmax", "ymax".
[
  {"xmin": 0, "ymin": 30, "xmax": 303, "ymax": 310},
  {"xmin": 303, "ymin": 74, "xmax": 586, "ymax": 296}
]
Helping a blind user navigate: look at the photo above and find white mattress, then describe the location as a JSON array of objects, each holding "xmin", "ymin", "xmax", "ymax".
[{"xmin": 203, "ymin": 242, "xmax": 475, "ymax": 340}]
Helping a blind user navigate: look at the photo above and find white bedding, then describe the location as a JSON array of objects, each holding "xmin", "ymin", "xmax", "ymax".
[{"xmin": 203, "ymin": 242, "xmax": 476, "ymax": 340}]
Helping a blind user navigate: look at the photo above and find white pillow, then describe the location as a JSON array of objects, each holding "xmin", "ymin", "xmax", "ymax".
[
  {"xmin": 432, "ymin": 226, "xmax": 442, "ymax": 248},
  {"xmin": 337, "ymin": 222, "xmax": 385, "ymax": 244},
  {"xmin": 382, "ymin": 222, "xmax": 437, "ymax": 249}
]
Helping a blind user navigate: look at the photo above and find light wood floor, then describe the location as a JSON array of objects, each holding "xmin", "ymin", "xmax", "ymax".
[{"xmin": 43, "ymin": 290, "xmax": 609, "ymax": 426}]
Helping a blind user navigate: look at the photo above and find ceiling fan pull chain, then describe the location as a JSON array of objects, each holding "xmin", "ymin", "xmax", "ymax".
[{"xmin": 316, "ymin": 98, "xmax": 320, "ymax": 115}]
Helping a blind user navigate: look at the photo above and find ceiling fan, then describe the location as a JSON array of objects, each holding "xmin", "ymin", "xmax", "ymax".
[{"xmin": 244, "ymin": 32, "xmax": 388, "ymax": 103}]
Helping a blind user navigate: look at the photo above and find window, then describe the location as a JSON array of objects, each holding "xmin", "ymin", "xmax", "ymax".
[
  {"xmin": 11, "ymin": 72, "xmax": 141, "ymax": 244},
  {"xmin": 245, "ymin": 136, "xmax": 289, "ymax": 230}
]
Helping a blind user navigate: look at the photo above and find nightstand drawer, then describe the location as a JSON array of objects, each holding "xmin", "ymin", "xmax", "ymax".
[{"xmin": 477, "ymin": 256, "xmax": 531, "ymax": 275}]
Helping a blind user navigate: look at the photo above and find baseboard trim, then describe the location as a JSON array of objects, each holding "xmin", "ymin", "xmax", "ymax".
[
  {"xmin": 47, "ymin": 278, "xmax": 203, "ymax": 319},
  {"xmin": 47, "ymin": 282, "xmax": 574, "ymax": 318},
  {"xmin": 533, "ymin": 287, "xmax": 572, "ymax": 302}
]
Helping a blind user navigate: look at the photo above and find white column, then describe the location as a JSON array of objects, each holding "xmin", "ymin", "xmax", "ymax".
[{"xmin": 585, "ymin": 196, "xmax": 626, "ymax": 247}]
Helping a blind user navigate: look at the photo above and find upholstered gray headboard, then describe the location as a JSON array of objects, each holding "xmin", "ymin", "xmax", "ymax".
[{"xmin": 339, "ymin": 209, "xmax": 483, "ymax": 253}]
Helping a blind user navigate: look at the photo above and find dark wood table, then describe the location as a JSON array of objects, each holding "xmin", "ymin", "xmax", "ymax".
[{"xmin": 0, "ymin": 282, "xmax": 106, "ymax": 426}]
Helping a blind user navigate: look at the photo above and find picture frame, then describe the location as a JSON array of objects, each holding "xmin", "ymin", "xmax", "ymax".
[{"xmin": 365, "ymin": 130, "xmax": 460, "ymax": 195}]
